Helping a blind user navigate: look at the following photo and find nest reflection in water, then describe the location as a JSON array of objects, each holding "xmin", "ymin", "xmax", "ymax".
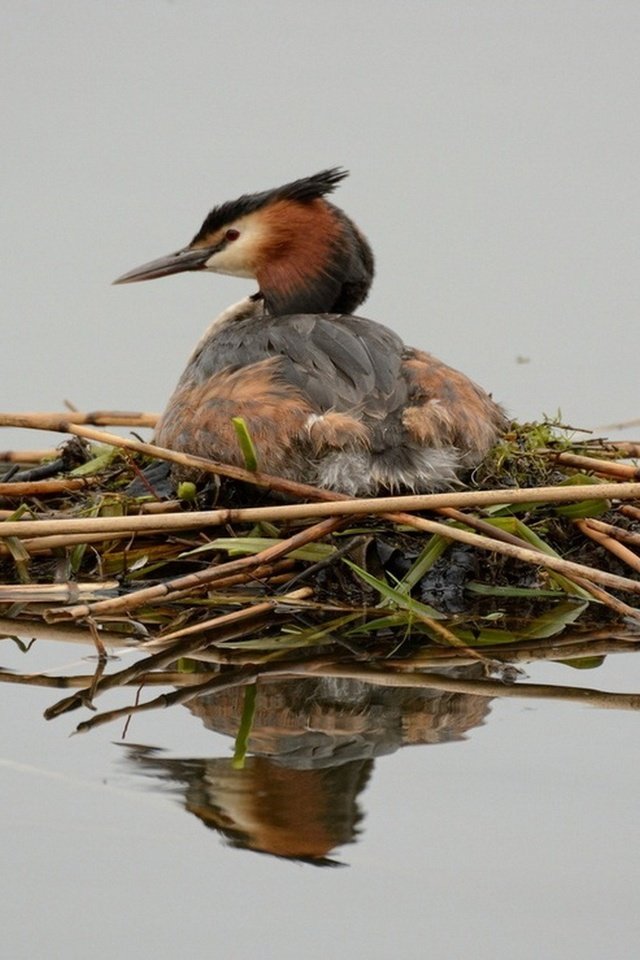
[{"xmin": 2, "ymin": 608, "xmax": 639, "ymax": 865}]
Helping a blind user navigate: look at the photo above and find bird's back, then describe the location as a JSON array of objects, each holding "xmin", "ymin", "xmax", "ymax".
[{"xmin": 156, "ymin": 303, "xmax": 505, "ymax": 494}]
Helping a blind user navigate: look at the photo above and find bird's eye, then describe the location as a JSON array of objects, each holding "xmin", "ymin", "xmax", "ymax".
[{"xmin": 225, "ymin": 228, "xmax": 240, "ymax": 242}]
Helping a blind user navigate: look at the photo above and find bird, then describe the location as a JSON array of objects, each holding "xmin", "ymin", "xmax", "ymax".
[{"xmin": 114, "ymin": 169, "xmax": 506, "ymax": 495}]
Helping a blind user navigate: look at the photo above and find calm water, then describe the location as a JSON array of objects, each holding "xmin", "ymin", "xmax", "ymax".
[{"xmin": 2, "ymin": 622, "xmax": 640, "ymax": 959}]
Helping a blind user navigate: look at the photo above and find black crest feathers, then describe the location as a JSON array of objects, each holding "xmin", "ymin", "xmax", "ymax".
[{"xmin": 191, "ymin": 168, "xmax": 349, "ymax": 245}]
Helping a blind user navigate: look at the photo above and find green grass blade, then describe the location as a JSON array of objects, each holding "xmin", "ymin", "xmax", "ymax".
[
  {"xmin": 466, "ymin": 582, "xmax": 565, "ymax": 598},
  {"xmin": 232, "ymin": 684, "xmax": 257, "ymax": 769},
  {"xmin": 344, "ymin": 559, "xmax": 444, "ymax": 619},
  {"xmin": 182, "ymin": 537, "xmax": 336, "ymax": 562},
  {"xmin": 477, "ymin": 516, "xmax": 593, "ymax": 599},
  {"xmin": 553, "ymin": 474, "xmax": 611, "ymax": 518},
  {"xmin": 231, "ymin": 417, "xmax": 258, "ymax": 472},
  {"xmin": 396, "ymin": 535, "xmax": 450, "ymax": 594}
]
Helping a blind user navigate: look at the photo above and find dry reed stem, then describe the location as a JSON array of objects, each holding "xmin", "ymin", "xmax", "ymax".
[
  {"xmin": 438, "ymin": 506, "xmax": 639, "ymax": 620},
  {"xmin": 554, "ymin": 578, "xmax": 640, "ymax": 621},
  {"xmin": 138, "ymin": 500, "xmax": 182, "ymax": 513},
  {"xmin": 3, "ymin": 411, "xmax": 639, "ymax": 511},
  {"xmin": 550, "ymin": 451, "xmax": 640, "ymax": 479},
  {"xmin": 0, "ymin": 669, "xmax": 203, "ymax": 689},
  {"xmin": 0, "ymin": 414, "xmax": 339, "ymax": 500},
  {"xmin": 576, "ymin": 520, "xmax": 640, "ymax": 575},
  {"xmin": 596, "ymin": 441, "xmax": 640, "ymax": 458},
  {"xmin": 161, "ymin": 559, "xmax": 297, "ymax": 599},
  {"xmin": 403, "ymin": 635, "xmax": 640, "ymax": 668},
  {"xmin": 43, "ymin": 517, "xmax": 345, "ymax": 623},
  {"xmin": 0, "ymin": 581, "xmax": 119, "ymax": 603},
  {"xmin": 0, "ymin": 477, "xmax": 100, "ymax": 497},
  {"xmin": 0, "ymin": 449, "xmax": 57, "ymax": 463},
  {"xmin": 381, "ymin": 511, "xmax": 640, "ymax": 598},
  {"xmin": 0, "ymin": 531, "xmax": 133, "ymax": 556},
  {"xmin": 293, "ymin": 663, "xmax": 640, "ymax": 710},
  {"xmin": 74, "ymin": 658, "xmax": 640, "ymax": 733},
  {"xmin": 0, "ymin": 616, "xmax": 132, "ymax": 649},
  {"xmin": 139, "ymin": 586, "xmax": 313, "ymax": 649},
  {"xmin": 2, "ymin": 410, "xmax": 158, "ymax": 428},
  {"xmin": 581, "ymin": 518, "xmax": 640, "ymax": 548},
  {"xmin": 0, "ymin": 502, "xmax": 185, "ymax": 555},
  {"xmin": 2, "ymin": 481, "xmax": 640, "ymax": 540},
  {"xmin": 411, "ymin": 612, "xmax": 496, "ymax": 667}
]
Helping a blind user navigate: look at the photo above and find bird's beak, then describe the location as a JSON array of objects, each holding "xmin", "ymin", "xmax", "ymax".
[{"xmin": 113, "ymin": 246, "xmax": 214, "ymax": 284}]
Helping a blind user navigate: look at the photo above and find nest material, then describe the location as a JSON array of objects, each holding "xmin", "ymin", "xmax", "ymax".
[
  {"xmin": 2, "ymin": 412, "xmax": 640, "ymax": 737},
  {"xmin": 0, "ymin": 413, "xmax": 639, "ymax": 633}
]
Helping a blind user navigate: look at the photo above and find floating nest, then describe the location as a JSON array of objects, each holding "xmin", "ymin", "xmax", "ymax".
[{"xmin": 1, "ymin": 410, "xmax": 640, "ymax": 735}]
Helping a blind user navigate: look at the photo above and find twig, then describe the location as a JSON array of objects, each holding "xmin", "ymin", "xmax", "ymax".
[
  {"xmin": 291, "ymin": 663, "xmax": 640, "ymax": 711},
  {"xmin": 44, "ymin": 590, "xmax": 316, "ymax": 720},
  {"xmin": 439, "ymin": 507, "xmax": 640, "ymax": 620},
  {"xmin": 0, "ymin": 581, "xmax": 119, "ymax": 603},
  {"xmin": 596, "ymin": 441, "xmax": 640, "ymax": 458},
  {"xmin": 0, "ymin": 414, "xmax": 341, "ymax": 502},
  {"xmin": 0, "ymin": 477, "xmax": 100, "ymax": 497},
  {"xmin": 2, "ymin": 481, "xmax": 639, "ymax": 540},
  {"xmin": 596, "ymin": 418, "xmax": 640, "ymax": 433},
  {"xmin": 1, "ymin": 410, "xmax": 158, "ymax": 428},
  {"xmin": 43, "ymin": 517, "xmax": 345, "ymax": 622},
  {"xmin": 72, "ymin": 664, "xmax": 285, "ymax": 734},
  {"xmin": 549, "ymin": 451, "xmax": 640, "ymax": 480},
  {"xmin": 576, "ymin": 520, "xmax": 640, "ymax": 575},
  {"xmin": 580, "ymin": 518, "xmax": 640, "ymax": 548},
  {"xmin": 0, "ymin": 449, "xmax": 57, "ymax": 463},
  {"xmin": 138, "ymin": 586, "xmax": 313, "ymax": 649},
  {"xmin": 381, "ymin": 511, "xmax": 640, "ymax": 598}
]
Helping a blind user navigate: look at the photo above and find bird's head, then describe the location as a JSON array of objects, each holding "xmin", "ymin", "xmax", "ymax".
[{"xmin": 114, "ymin": 168, "xmax": 374, "ymax": 315}]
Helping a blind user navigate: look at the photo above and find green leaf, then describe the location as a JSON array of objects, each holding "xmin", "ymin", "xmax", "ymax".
[
  {"xmin": 558, "ymin": 656, "xmax": 606, "ymax": 670},
  {"xmin": 4, "ymin": 536, "xmax": 31, "ymax": 583},
  {"xmin": 466, "ymin": 582, "xmax": 564, "ymax": 598},
  {"xmin": 344, "ymin": 559, "xmax": 444, "ymax": 619},
  {"xmin": 396, "ymin": 535, "xmax": 450, "ymax": 594},
  {"xmin": 182, "ymin": 537, "xmax": 336, "ymax": 562},
  {"xmin": 68, "ymin": 446, "xmax": 118, "ymax": 476},
  {"xmin": 553, "ymin": 474, "xmax": 610, "ymax": 518},
  {"xmin": 224, "ymin": 613, "xmax": 362, "ymax": 650},
  {"xmin": 231, "ymin": 417, "xmax": 258, "ymax": 472},
  {"xmin": 476, "ymin": 516, "xmax": 593, "ymax": 599}
]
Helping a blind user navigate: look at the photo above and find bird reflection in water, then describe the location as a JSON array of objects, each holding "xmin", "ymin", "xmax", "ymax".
[{"xmin": 123, "ymin": 669, "xmax": 488, "ymax": 864}]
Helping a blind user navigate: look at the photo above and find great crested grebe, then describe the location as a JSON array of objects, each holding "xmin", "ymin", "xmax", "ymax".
[{"xmin": 115, "ymin": 169, "xmax": 505, "ymax": 495}]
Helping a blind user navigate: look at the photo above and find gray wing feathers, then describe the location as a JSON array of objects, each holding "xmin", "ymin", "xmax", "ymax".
[{"xmin": 186, "ymin": 313, "xmax": 408, "ymax": 421}]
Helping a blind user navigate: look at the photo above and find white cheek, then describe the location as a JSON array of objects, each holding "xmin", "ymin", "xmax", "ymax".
[
  {"xmin": 204, "ymin": 217, "xmax": 262, "ymax": 278},
  {"xmin": 204, "ymin": 245, "xmax": 255, "ymax": 278}
]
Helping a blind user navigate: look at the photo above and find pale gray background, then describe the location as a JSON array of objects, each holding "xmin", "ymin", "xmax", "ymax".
[
  {"xmin": 2, "ymin": 3, "xmax": 640, "ymax": 959},
  {"xmin": 2, "ymin": 1, "xmax": 638, "ymax": 444}
]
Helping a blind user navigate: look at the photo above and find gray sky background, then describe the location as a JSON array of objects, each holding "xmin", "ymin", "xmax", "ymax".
[{"xmin": 2, "ymin": 0, "xmax": 638, "ymax": 452}]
